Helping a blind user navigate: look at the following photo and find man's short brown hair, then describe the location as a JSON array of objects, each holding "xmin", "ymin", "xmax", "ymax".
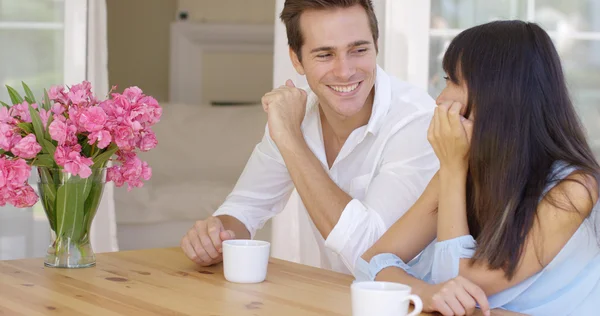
[{"xmin": 279, "ymin": 0, "xmax": 379, "ymax": 62}]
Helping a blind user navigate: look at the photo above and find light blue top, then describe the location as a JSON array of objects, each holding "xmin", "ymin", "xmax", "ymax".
[{"xmin": 355, "ymin": 161, "xmax": 600, "ymax": 315}]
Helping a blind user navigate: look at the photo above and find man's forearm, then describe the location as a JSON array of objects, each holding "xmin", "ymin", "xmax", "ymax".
[
  {"xmin": 216, "ymin": 215, "xmax": 251, "ymax": 240},
  {"xmin": 277, "ymin": 134, "xmax": 352, "ymax": 239}
]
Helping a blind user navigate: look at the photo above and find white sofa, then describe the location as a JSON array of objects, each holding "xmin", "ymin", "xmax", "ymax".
[{"xmin": 114, "ymin": 103, "xmax": 267, "ymax": 247}]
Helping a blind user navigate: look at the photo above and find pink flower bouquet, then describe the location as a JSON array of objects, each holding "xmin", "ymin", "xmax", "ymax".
[{"xmin": 1, "ymin": 81, "xmax": 162, "ymax": 267}]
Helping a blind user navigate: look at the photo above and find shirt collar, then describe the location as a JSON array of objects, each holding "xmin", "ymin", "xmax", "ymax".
[
  {"xmin": 365, "ymin": 65, "xmax": 391, "ymax": 136},
  {"xmin": 302, "ymin": 64, "xmax": 392, "ymax": 144}
]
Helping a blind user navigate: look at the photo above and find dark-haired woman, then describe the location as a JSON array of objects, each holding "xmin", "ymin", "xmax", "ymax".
[{"xmin": 356, "ymin": 20, "xmax": 600, "ymax": 316}]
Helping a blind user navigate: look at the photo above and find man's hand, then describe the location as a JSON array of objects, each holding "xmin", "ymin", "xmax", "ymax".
[
  {"xmin": 181, "ymin": 216, "xmax": 236, "ymax": 266},
  {"xmin": 421, "ymin": 276, "xmax": 490, "ymax": 316},
  {"xmin": 260, "ymin": 79, "xmax": 307, "ymax": 144}
]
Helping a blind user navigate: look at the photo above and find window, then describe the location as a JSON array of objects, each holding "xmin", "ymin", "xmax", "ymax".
[
  {"xmin": 0, "ymin": 0, "xmax": 87, "ymax": 260},
  {"xmin": 427, "ymin": 0, "xmax": 600, "ymax": 157}
]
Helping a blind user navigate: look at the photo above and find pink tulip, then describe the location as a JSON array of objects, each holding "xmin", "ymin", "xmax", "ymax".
[
  {"xmin": 0, "ymin": 123, "xmax": 21, "ymax": 152},
  {"xmin": 79, "ymin": 107, "xmax": 107, "ymax": 132},
  {"xmin": 88, "ymin": 130, "xmax": 112, "ymax": 149},
  {"xmin": 0, "ymin": 107, "xmax": 17, "ymax": 125},
  {"xmin": 9, "ymin": 185, "xmax": 38, "ymax": 207},
  {"xmin": 49, "ymin": 119, "xmax": 77, "ymax": 145},
  {"xmin": 138, "ymin": 129, "xmax": 157, "ymax": 151},
  {"xmin": 9, "ymin": 101, "xmax": 36, "ymax": 123},
  {"xmin": 39, "ymin": 108, "xmax": 52, "ymax": 128},
  {"xmin": 11, "ymin": 134, "xmax": 42, "ymax": 159},
  {"xmin": 55, "ymin": 144, "xmax": 93, "ymax": 178}
]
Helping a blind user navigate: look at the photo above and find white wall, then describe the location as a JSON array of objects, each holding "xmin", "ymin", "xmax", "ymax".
[
  {"xmin": 174, "ymin": 0, "xmax": 276, "ymax": 104},
  {"xmin": 107, "ymin": 0, "xmax": 176, "ymax": 102},
  {"xmin": 178, "ymin": 0, "xmax": 276, "ymax": 24}
]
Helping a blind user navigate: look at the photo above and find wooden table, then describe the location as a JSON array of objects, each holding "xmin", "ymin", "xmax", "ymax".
[{"xmin": 0, "ymin": 248, "xmax": 521, "ymax": 315}]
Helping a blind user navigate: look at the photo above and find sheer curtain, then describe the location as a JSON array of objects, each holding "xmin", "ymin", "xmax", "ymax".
[{"xmin": 87, "ymin": 0, "xmax": 118, "ymax": 252}]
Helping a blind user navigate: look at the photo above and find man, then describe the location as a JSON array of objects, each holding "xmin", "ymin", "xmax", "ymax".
[{"xmin": 181, "ymin": 0, "xmax": 438, "ymax": 275}]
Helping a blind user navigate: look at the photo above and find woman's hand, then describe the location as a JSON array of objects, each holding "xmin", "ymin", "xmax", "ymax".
[
  {"xmin": 427, "ymin": 101, "xmax": 473, "ymax": 172},
  {"xmin": 421, "ymin": 276, "xmax": 490, "ymax": 316}
]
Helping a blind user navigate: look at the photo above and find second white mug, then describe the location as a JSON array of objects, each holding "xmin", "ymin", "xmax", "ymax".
[{"xmin": 351, "ymin": 281, "xmax": 423, "ymax": 316}]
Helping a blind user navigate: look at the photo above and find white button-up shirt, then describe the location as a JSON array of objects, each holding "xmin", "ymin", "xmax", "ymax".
[{"xmin": 213, "ymin": 66, "xmax": 438, "ymax": 275}]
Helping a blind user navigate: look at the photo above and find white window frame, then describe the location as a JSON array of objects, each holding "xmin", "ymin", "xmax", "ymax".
[
  {"xmin": 0, "ymin": 0, "xmax": 88, "ymax": 87},
  {"xmin": 379, "ymin": 0, "xmax": 432, "ymax": 90},
  {"xmin": 63, "ymin": 0, "xmax": 88, "ymax": 85},
  {"xmin": 382, "ymin": 0, "xmax": 600, "ymax": 90}
]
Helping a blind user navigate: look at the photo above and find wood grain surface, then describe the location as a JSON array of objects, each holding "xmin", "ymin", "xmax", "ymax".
[{"xmin": 0, "ymin": 247, "xmax": 525, "ymax": 316}]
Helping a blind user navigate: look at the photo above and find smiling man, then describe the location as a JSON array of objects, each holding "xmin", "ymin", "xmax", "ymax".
[{"xmin": 181, "ymin": 0, "xmax": 439, "ymax": 275}]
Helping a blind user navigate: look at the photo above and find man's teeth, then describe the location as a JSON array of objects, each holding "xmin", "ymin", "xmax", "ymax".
[{"xmin": 330, "ymin": 83, "xmax": 359, "ymax": 93}]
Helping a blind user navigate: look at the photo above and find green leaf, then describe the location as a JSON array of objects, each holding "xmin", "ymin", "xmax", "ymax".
[
  {"xmin": 44, "ymin": 114, "xmax": 54, "ymax": 142},
  {"xmin": 43, "ymin": 89, "xmax": 52, "ymax": 111},
  {"xmin": 39, "ymin": 168, "xmax": 57, "ymax": 232},
  {"xmin": 22, "ymin": 82, "xmax": 37, "ymax": 104},
  {"xmin": 92, "ymin": 144, "xmax": 118, "ymax": 168},
  {"xmin": 6, "ymin": 85, "xmax": 24, "ymax": 105},
  {"xmin": 83, "ymin": 181, "xmax": 105, "ymax": 236},
  {"xmin": 17, "ymin": 122, "xmax": 33, "ymax": 134},
  {"xmin": 41, "ymin": 139, "xmax": 56, "ymax": 158},
  {"xmin": 0, "ymin": 149, "xmax": 5, "ymax": 155},
  {"xmin": 55, "ymin": 179, "xmax": 86, "ymax": 240},
  {"xmin": 0, "ymin": 101, "xmax": 11, "ymax": 108},
  {"xmin": 82, "ymin": 142, "xmax": 93, "ymax": 158},
  {"xmin": 28, "ymin": 103, "xmax": 45, "ymax": 144},
  {"xmin": 31, "ymin": 154, "xmax": 55, "ymax": 167}
]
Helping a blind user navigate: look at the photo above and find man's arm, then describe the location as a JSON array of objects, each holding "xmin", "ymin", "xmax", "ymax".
[
  {"xmin": 279, "ymin": 112, "xmax": 438, "ymax": 270},
  {"xmin": 216, "ymin": 215, "xmax": 251, "ymax": 240},
  {"xmin": 261, "ymin": 80, "xmax": 438, "ymax": 271},
  {"xmin": 181, "ymin": 125, "xmax": 295, "ymax": 266},
  {"xmin": 212, "ymin": 128, "xmax": 295, "ymax": 238},
  {"xmin": 276, "ymin": 133, "xmax": 352, "ymax": 238}
]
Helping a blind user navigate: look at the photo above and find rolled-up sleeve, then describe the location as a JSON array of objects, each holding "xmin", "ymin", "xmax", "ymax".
[
  {"xmin": 213, "ymin": 125, "xmax": 294, "ymax": 238},
  {"xmin": 355, "ymin": 253, "xmax": 418, "ymax": 282},
  {"xmin": 431, "ymin": 235, "xmax": 477, "ymax": 284},
  {"xmin": 325, "ymin": 111, "xmax": 439, "ymax": 273}
]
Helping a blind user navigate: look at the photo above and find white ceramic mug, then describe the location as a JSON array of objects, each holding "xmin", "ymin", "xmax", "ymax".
[
  {"xmin": 351, "ymin": 281, "xmax": 423, "ymax": 316},
  {"xmin": 222, "ymin": 240, "xmax": 270, "ymax": 283}
]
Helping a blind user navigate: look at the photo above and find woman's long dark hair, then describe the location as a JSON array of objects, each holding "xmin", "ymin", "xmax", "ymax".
[{"xmin": 443, "ymin": 20, "xmax": 600, "ymax": 279}]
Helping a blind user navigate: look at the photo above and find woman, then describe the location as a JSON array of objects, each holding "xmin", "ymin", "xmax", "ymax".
[{"xmin": 356, "ymin": 20, "xmax": 600, "ymax": 316}]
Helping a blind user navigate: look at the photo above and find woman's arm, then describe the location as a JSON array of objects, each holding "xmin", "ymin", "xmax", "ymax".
[
  {"xmin": 458, "ymin": 173, "xmax": 598, "ymax": 295},
  {"xmin": 376, "ymin": 266, "xmax": 490, "ymax": 315},
  {"xmin": 437, "ymin": 167, "xmax": 469, "ymax": 241},
  {"xmin": 430, "ymin": 103, "xmax": 598, "ymax": 295},
  {"xmin": 359, "ymin": 173, "xmax": 491, "ymax": 316}
]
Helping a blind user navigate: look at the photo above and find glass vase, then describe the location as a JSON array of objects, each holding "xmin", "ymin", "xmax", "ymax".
[{"xmin": 37, "ymin": 167, "xmax": 107, "ymax": 268}]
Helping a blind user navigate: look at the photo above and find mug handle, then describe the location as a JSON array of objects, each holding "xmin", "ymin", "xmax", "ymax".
[{"xmin": 403, "ymin": 294, "xmax": 423, "ymax": 316}]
